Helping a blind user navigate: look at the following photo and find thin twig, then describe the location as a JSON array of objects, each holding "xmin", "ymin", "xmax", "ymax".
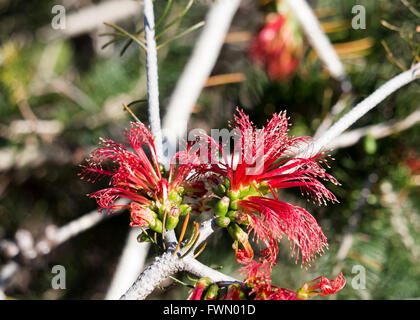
[
  {"xmin": 302, "ymin": 64, "xmax": 420, "ymax": 158},
  {"xmin": 144, "ymin": 0, "xmax": 163, "ymax": 160},
  {"xmin": 284, "ymin": 0, "xmax": 351, "ymax": 92},
  {"xmin": 327, "ymin": 105, "xmax": 420, "ymax": 150}
]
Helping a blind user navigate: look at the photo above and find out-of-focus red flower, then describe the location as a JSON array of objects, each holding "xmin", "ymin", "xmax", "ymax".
[
  {"xmin": 404, "ymin": 151, "xmax": 420, "ymax": 174},
  {"xmin": 250, "ymin": 12, "xmax": 303, "ymax": 80}
]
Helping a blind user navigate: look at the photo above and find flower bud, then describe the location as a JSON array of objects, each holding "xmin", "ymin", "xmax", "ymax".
[
  {"xmin": 227, "ymin": 189, "xmax": 240, "ymax": 201},
  {"xmin": 227, "ymin": 223, "xmax": 254, "ymax": 263},
  {"xmin": 215, "ymin": 216, "xmax": 231, "ymax": 228},
  {"xmin": 168, "ymin": 190, "xmax": 182, "ymax": 205},
  {"xmin": 227, "ymin": 210, "xmax": 249, "ymax": 225},
  {"xmin": 179, "ymin": 204, "xmax": 191, "ymax": 216},
  {"xmin": 223, "ymin": 178, "xmax": 231, "ymax": 189},
  {"xmin": 213, "ymin": 184, "xmax": 227, "ymax": 197},
  {"xmin": 214, "ymin": 196, "xmax": 230, "ymax": 217},
  {"xmin": 239, "ymin": 185, "xmax": 251, "ymax": 198},
  {"xmin": 229, "ymin": 200, "xmax": 239, "ymax": 210},
  {"xmin": 165, "ymin": 206, "xmax": 180, "ymax": 230}
]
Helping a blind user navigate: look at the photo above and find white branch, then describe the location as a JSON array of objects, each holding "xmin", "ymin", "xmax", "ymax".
[
  {"xmin": 327, "ymin": 106, "xmax": 420, "ymax": 150},
  {"xmin": 105, "ymin": 229, "xmax": 151, "ymax": 300},
  {"xmin": 284, "ymin": 0, "xmax": 350, "ymax": 90},
  {"xmin": 303, "ymin": 64, "xmax": 420, "ymax": 157},
  {"xmin": 162, "ymin": 0, "xmax": 241, "ymax": 163},
  {"xmin": 119, "ymin": 246, "xmax": 239, "ymax": 300},
  {"xmin": 144, "ymin": 0, "xmax": 163, "ymax": 160},
  {"xmin": 0, "ymin": 201, "xmax": 126, "ymax": 295},
  {"xmin": 182, "ymin": 257, "xmax": 238, "ymax": 283}
]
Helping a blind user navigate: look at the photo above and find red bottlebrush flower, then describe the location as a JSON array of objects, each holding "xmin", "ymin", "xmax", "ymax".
[
  {"xmin": 250, "ymin": 12, "xmax": 303, "ymax": 80},
  {"xmin": 193, "ymin": 109, "xmax": 339, "ymax": 272},
  {"xmin": 296, "ymin": 272, "xmax": 346, "ymax": 299},
  {"xmin": 242, "ymin": 261, "xmax": 299, "ymax": 300},
  {"xmin": 79, "ymin": 122, "xmax": 194, "ymax": 229}
]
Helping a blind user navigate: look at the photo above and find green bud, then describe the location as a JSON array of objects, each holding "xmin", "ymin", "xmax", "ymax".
[
  {"xmin": 214, "ymin": 196, "xmax": 230, "ymax": 217},
  {"xmin": 204, "ymin": 284, "xmax": 219, "ymax": 300},
  {"xmin": 165, "ymin": 207, "xmax": 180, "ymax": 230},
  {"xmin": 239, "ymin": 185, "xmax": 250, "ymax": 198},
  {"xmin": 227, "ymin": 210, "xmax": 237, "ymax": 221},
  {"xmin": 227, "ymin": 210, "xmax": 249, "ymax": 225},
  {"xmin": 227, "ymin": 223, "xmax": 247, "ymax": 243},
  {"xmin": 213, "ymin": 184, "xmax": 227, "ymax": 197},
  {"xmin": 227, "ymin": 190, "xmax": 240, "ymax": 201},
  {"xmin": 179, "ymin": 204, "xmax": 191, "ymax": 216},
  {"xmin": 215, "ymin": 216, "xmax": 231, "ymax": 228},
  {"xmin": 149, "ymin": 218, "xmax": 163, "ymax": 233},
  {"xmin": 178, "ymin": 186, "xmax": 185, "ymax": 196},
  {"xmin": 168, "ymin": 190, "xmax": 182, "ymax": 205},
  {"xmin": 223, "ymin": 178, "xmax": 231, "ymax": 189},
  {"xmin": 229, "ymin": 199, "xmax": 239, "ymax": 210}
]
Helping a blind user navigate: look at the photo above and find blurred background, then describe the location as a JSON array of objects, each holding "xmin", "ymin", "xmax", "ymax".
[{"xmin": 1, "ymin": 0, "xmax": 420, "ymax": 299}]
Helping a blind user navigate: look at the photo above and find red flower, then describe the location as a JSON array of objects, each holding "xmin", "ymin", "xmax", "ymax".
[
  {"xmin": 242, "ymin": 261, "xmax": 298, "ymax": 300},
  {"xmin": 79, "ymin": 122, "xmax": 194, "ymax": 228},
  {"xmin": 296, "ymin": 272, "xmax": 346, "ymax": 299},
  {"xmin": 195, "ymin": 109, "xmax": 339, "ymax": 271},
  {"xmin": 250, "ymin": 13, "xmax": 303, "ymax": 80}
]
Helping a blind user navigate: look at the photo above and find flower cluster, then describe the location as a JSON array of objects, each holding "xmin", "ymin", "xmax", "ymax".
[
  {"xmin": 80, "ymin": 109, "xmax": 345, "ymax": 300},
  {"xmin": 79, "ymin": 122, "xmax": 197, "ymax": 236},
  {"xmin": 198, "ymin": 109, "xmax": 339, "ymax": 279}
]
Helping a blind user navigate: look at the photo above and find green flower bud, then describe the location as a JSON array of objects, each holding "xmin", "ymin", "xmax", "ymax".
[
  {"xmin": 227, "ymin": 190, "xmax": 240, "ymax": 201},
  {"xmin": 227, "ymin": 223, "xmax": 248, "ymax": 244},
  {"xmin": 168, "ymin": 190, "xmax": 182, "ymax": 205},
  {"xmin": 223, "ymin": 178, "xmax": 231, "ymax": 189},
  {"xmin": 214, "ymin": 196, "xmax": 230, "ymax": 217},
  {"xmin": 229, "ymin": 199, "xmax": 239, "ymax": 210},
  {"xmin": 179, "ymin": 204, "xmax": 191, "ymax": 216},
  {"xmin": 227, "ymin": 210, "xmax": 249, "ymax": 225},
  {"xmin": 239, "ymin": 185, "xmax": 251, "ymax": 198},
  {"xmin": 165, "ymin": 206, "xmax": 180, "ymax": 230},
  {"xmin": 149, "ymin": 218, "xmax": 163, "ymax": 233},
  {"xmin": 215, "ymin": 216, "xmax": 231, "ymax": 228},
  {"xmin": 213, "ymin": 184, "xmax": 227, "ymax": 197}
]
